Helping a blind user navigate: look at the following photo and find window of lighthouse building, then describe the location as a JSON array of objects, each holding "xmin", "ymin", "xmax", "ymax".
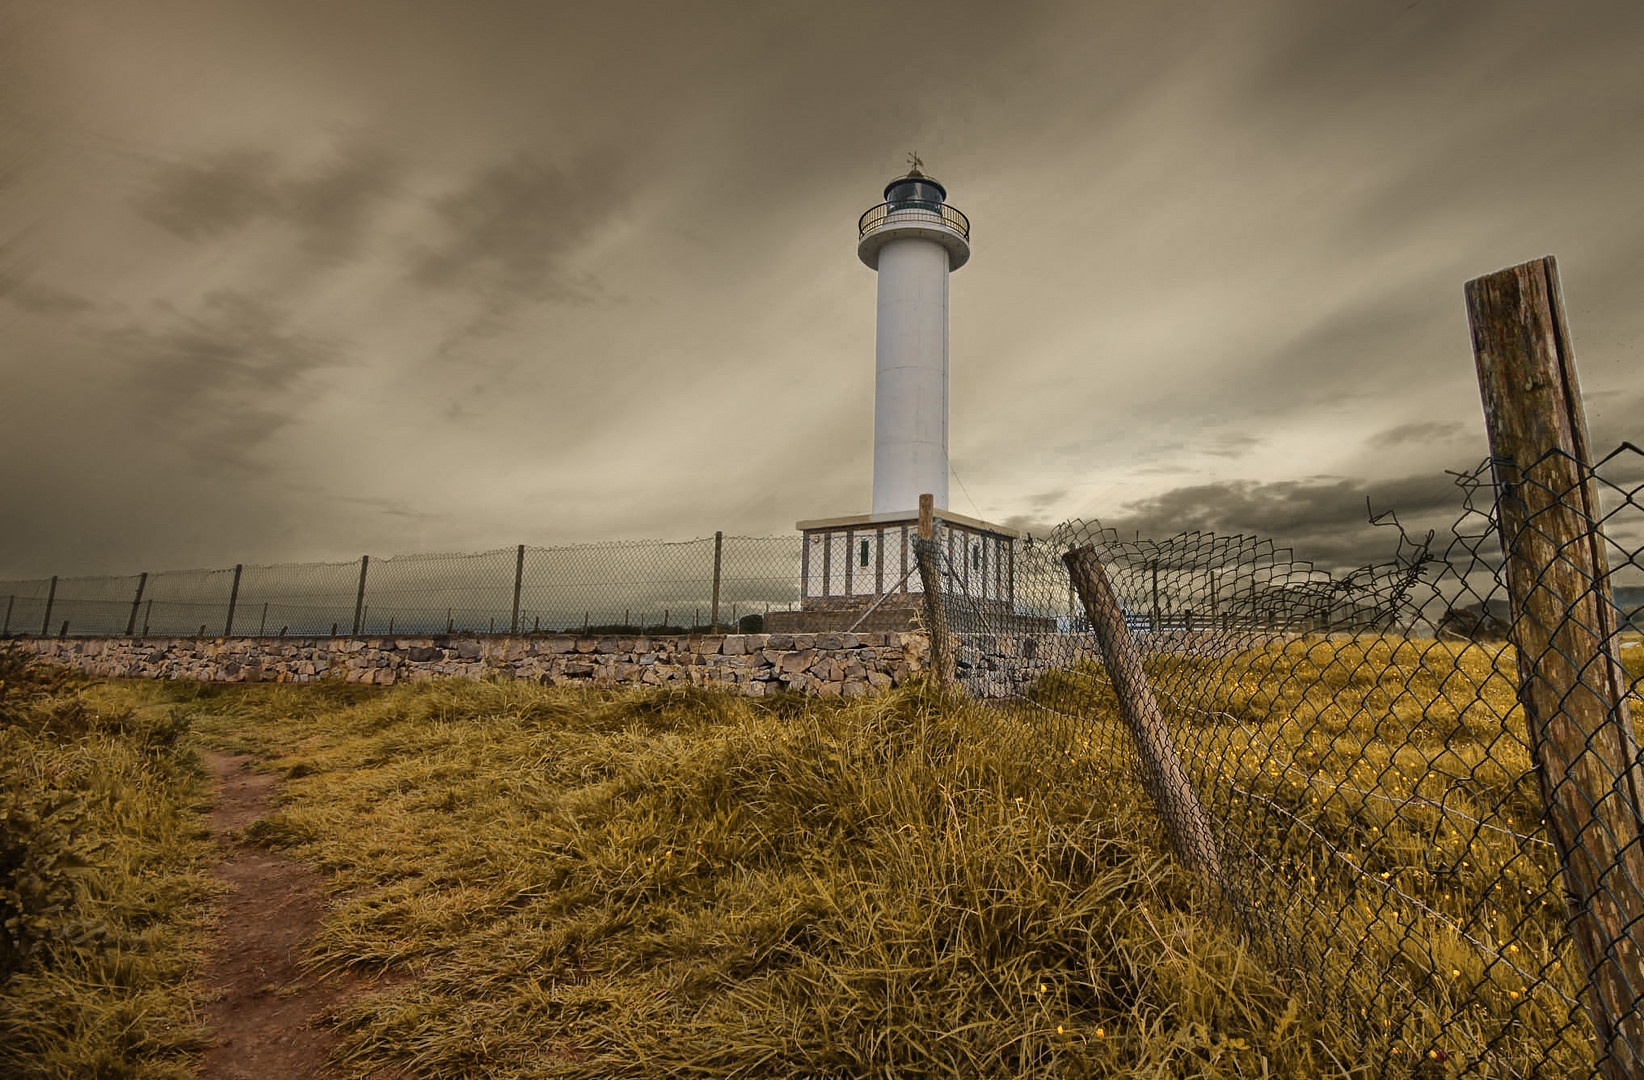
[
  {"xmin": 805, "ymin": 535, "xmax": 824, "ymax": 598},
  {"xmin": 828, "ymin": 533, "xmax": 847, "ymax": 596}
]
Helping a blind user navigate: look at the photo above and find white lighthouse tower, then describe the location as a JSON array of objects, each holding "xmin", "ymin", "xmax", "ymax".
[
  {"xmin": 858, "ymin": 160, "xmax": 969, "ymax": 516},
  {"xmin": 768, "ymin": 159, "xmax": 1019, "ymax": 634}
]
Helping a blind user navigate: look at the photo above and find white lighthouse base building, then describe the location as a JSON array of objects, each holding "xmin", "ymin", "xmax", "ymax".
[{"xmin": 764, "ymin": 508, "xmax": 1020, "ymax": 633}]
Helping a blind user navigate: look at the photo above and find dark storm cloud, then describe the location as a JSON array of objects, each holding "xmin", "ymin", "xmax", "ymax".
[
  {"xmin": 112, "ymin": 290, "xmax": 344, "ymax": 470},
  {"xmin": 136, "ymin": 146, "xmax": 399, "ymax": 263},
  {"xmin": 279, "ymin": 147, "xmax": 399, "ymax": 264},
  {"xmin": 136, "ymin": 150, "xmax": 280, "ymax": 239},
  {"xmin": 1006, "ymin": 470, "xmax": 1472, "ymax": 571},
  {"xmin": 0, "ymin": 271, "xmax": 92, "ymax": 314},
  {"xmin": 409, "ymin": 152, "xmax": 625, "ymax": 302}
]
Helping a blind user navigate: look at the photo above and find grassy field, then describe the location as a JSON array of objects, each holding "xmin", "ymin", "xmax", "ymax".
[
  {"xmin": 1022, "ymin": 633, "xmax": 1642, "ymax": 1075},
  {"xmin": 0, "ymin": 650, "xmax": 218, "ymax": 1079},
  {"xmin": 6, "ymin": 636, "xmax": 1628, "ymax": 1077},
  {"xmin": 176, "ymin": 676, "xmax": 1349, "ymax": 1079}
]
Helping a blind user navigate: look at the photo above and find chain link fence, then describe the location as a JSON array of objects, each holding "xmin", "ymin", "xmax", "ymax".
[
  {"xmin": 921, "ymin": 441, "xmax": 1644, "ymax": 1077},
  {"xmin": 0, "ymin": 536, "xmax": 803, "ymax": 639}
]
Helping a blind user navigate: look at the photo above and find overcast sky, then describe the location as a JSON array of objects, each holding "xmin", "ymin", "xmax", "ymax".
[{"xmin": 2, "ymin": 0, "xmax": 1642, "ymax": 579}]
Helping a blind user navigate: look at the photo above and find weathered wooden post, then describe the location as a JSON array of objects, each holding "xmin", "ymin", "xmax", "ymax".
[
  {"xmin": 711, "ymin": 531, "xmax": 724, "ymax": 631},
  {"xmin": 2, "ymin": 594, "xmax": 12, "ymax": 637},
  {"xmin": 1063, "ymin": 545, "xmax": 1224, "ymax": 903},
  {"xmin": 125, "ymin": 573, "xmax": 148, "ymax": 637},
  {"xmin": 511, "ymin": 544, "xmax": 525, "ymax": 635},
  {"xmin": 913, "ymin": 494, "xmax": 954, "ymax": 688},
  {"xmin": 352, "ymin": 555, "xmax": 369, "ymax": 637},
  {"xmin": 1466, "ymin": 254, "xmax": 1644, "ymax": 1080},
  {"xmin": 224, "ymin": 563, "xmax": 242, "ymax": 637},
  {"xmin": 39, "ymin": 576, "xmax": 56, "ymax": 638}
]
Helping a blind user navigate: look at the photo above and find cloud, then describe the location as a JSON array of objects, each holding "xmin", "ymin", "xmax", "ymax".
[
  {"xmin": 278, "ymin": 147, "xmax": 399, "ymax": 264},
  {"xmin": 110, "ymin": 290, "xmax": 346, "ymax": 471},
  {"xmin": 1084, "ymin": 470, "xmax": 1469, "ymax": 570},
  {"xmin": 0, "ymin": 272, "xmax": 92, "ymax": 315},
  {"xmin": 1367, "ymin": 420, "xmax": 1469, "ymax": 449},
  {"xmin": 136, "ymin": 150, "xmax": 281, "ymax": 240},
  {"xmin": 1203, "ymin": 431, "xmax": 1262, "ymax": 458},
  {"xmin": 135, "ymin": 146, "xmax": 399, "ymax": 263},
  {"xmin": 408, "ymin": 152, "xmax": 624, "ymax": 302}
]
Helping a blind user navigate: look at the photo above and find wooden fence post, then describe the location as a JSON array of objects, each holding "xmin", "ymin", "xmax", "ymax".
[
  {"xmin": 511, "ymin": 544, "xmax": 525, "ymax": 635},
  {"xmin": 352, "ymin": 556, "xmax": 369, "ymax": 637},
  {"xmin": 125, "ymin": 572, "xmax": 148, "ymax": 637},
  {"xmin": 1466, "ymin": 254, "xmax": 1644, "ymax": 1080},
  {"xmin": 711, "ymin": 531, "xmax": 723, "ymax": 631},
  {"xmin": 224, "ymin": 564, "xmax": 242, "ymax": 637},
  {"xmin": 913, "ymin": 494, "xmax": 954, "ymax": 688},
  {"xmin": 2, "ymin": 594, "xmax": 12, "ymax": 637},
  {"xmin": 1150, "ymin": 561, "xmax": 1161, "ymax": 632},
  {"xmin": 40, "ymin": 576, "xmax": 56, "ymax": 638},
  {"xmin": 1063, "ymin": 545, "xmax": 1224, "ymax": 903}
]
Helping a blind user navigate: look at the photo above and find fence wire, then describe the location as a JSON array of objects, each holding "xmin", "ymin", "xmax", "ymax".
[
  {"xmin": 931, "ymin": 443, "xmax": 1644, "ymax": 1078},
  {"xmin": 0, "ymin": 537, "xmax": 803, "ymax": 639}
]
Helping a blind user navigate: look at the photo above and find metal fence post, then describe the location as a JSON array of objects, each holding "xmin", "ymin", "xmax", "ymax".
[
  {"xmin": 511, "ymin": 544, "xmax": 525, "ymax": 635},
  {"xmin": 40, "ymin": 576, "xmax": 56, "ymax": 637},
  {"xmin": 913, "ymin": 494, "xmax": 953, "ymax": 688},
  {"xmin": 1467, "ymin": 254, "xmax": 1644, "ymax": 1080},
  {"xmin": 224, "ymin": 563, "xmax": 242, "ymax": 637},
  {"xmin": 352, "ymin": 555, "xmax": 369, "ymax": 636},
  {"xmin": 711, "ymin": 531, "xmax": 723, "ymax": 631},
  {"xmin": 3, "ymin": 595, "xmax": 12, "ymax": 636},
  {"xmin": 125, "ymin": 572, "xmax": 148, "ymax": 637},
  {"xmin": 1063, "ymin": 544, "xmax": 1223, "ymax": 904}
]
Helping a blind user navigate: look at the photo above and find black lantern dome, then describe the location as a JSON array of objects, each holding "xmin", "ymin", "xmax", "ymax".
[{"xmin": 882, "ymin": 167, "xmax": 947, "ymax": 210}]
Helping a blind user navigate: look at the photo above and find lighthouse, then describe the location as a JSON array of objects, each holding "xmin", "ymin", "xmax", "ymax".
[
  {"xmin": 766, "ymin": 159, "xmax": 1019, "ymax": 635},
  {"xmin": 857, "ymin": 160, "xmax": 969, "ymax": 516}
]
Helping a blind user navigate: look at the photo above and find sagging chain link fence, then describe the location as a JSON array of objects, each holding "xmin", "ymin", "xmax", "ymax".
[
  {"xmin": 918, "ymin": 440, "xmax": 1644, "ymax": 1077},
  {"xmin": 0, "ymin": 534, "xmax": 803, "ymax": 640}
]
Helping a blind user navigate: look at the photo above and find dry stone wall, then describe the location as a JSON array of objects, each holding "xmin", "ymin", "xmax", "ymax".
[{"xmin": 9, "ymin": 631, "xmax": 931, "ymax": 698}]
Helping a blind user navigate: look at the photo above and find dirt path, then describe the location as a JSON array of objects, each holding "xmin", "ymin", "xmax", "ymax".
[{"xmin": 197, "ymin": 750, "xmax": 358, "ymax": 1080}]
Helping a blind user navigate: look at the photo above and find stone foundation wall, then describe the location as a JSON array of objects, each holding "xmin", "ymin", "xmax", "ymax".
[{"xmin": 7, "ymin": 631, "xmax": 931, "ymax": 698}]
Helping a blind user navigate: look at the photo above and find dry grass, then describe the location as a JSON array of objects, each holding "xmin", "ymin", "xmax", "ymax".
[
  {"xmin": 1023, "ymin": 633, "xmax": 1644, "ymax": 1074},
  {"xmin": 174, "ymin": 677, "xmax": 1349, "ymax": 1079},
  {"xmin": 9, "ymin": 632, "xmax": 1614, "ymax": 1077},
  {"xmin": 0, "ymin": 652, "xmax": 218, "ymax": 1079}
]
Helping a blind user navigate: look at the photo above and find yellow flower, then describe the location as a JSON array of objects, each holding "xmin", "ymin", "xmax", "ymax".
[
  {"xmin": 1451, "ymin": 969, "xmax": 1461, "ymax": 978},
  {"xmin": 1056, "ymin": 1025, "xmax": 1065, "ymax": 1036},
  {"xmin": 1096, "ymin": 1027, "xmax": 1105, "ymax": 1039},
  {"xmin": 1038, "ymin": 984, "xmax": 1046, "ymax": 994}
]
